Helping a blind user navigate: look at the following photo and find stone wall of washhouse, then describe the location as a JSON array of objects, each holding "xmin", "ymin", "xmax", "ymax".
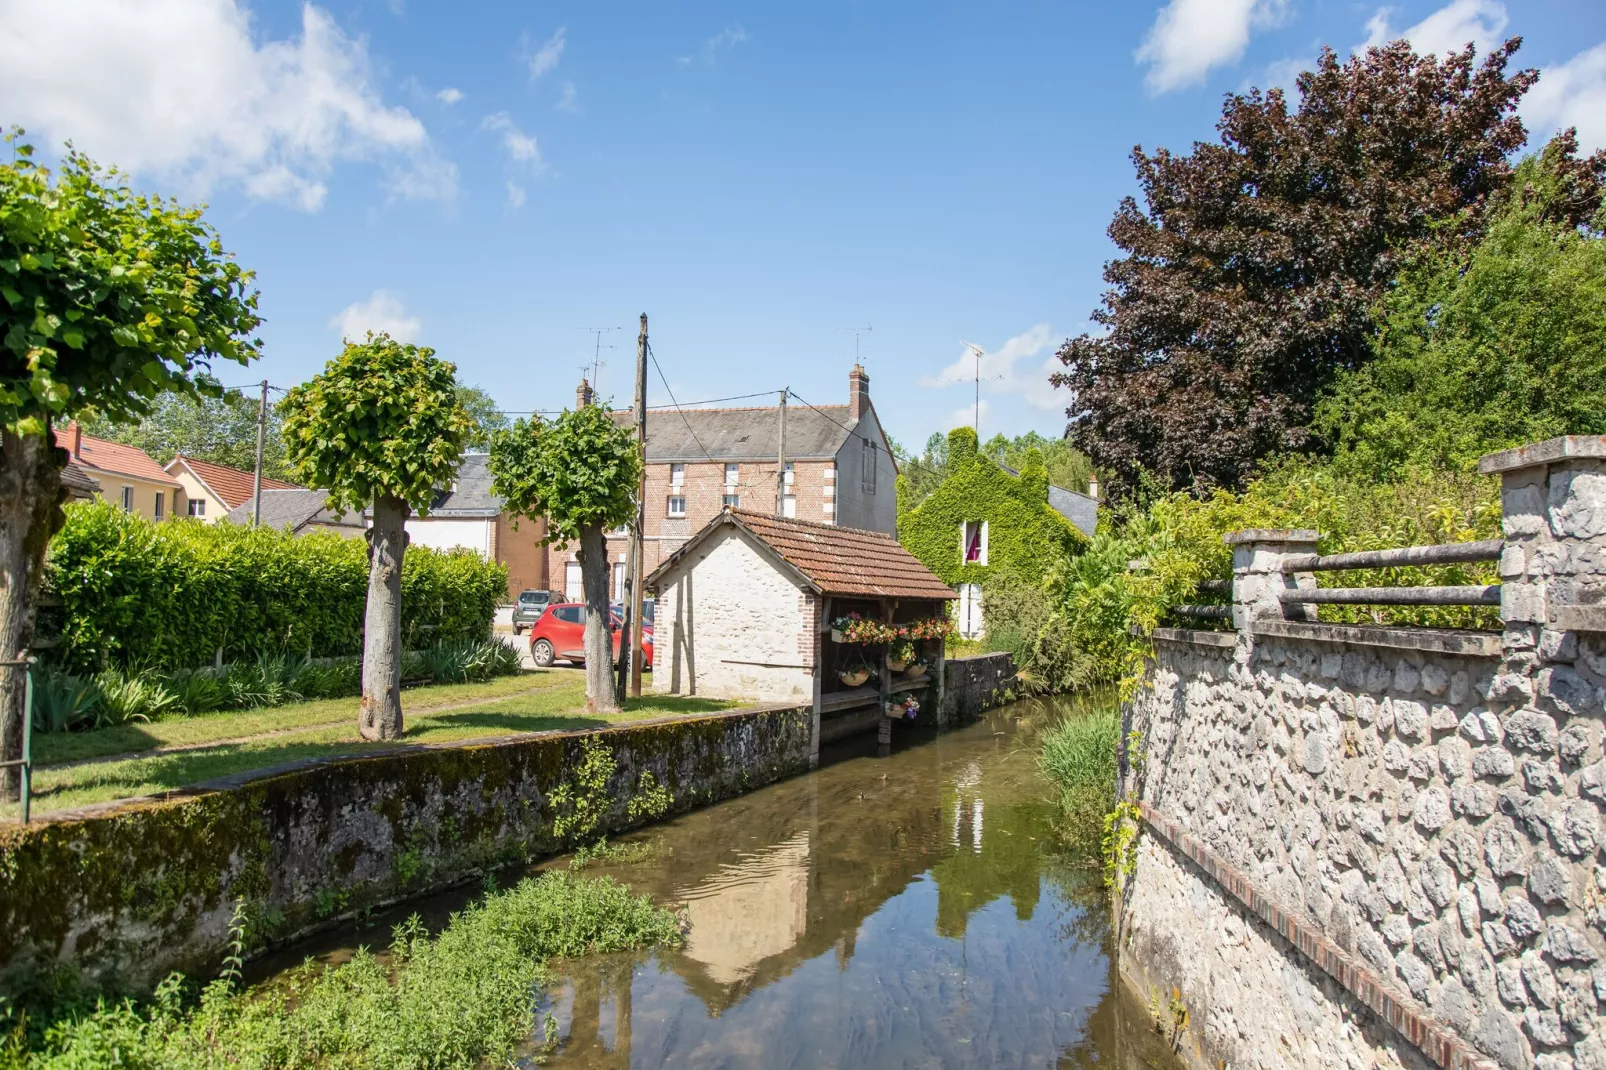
[{"xmin": 1119, "ymin": 437, "xmax": 1606, "ymax": 1070}]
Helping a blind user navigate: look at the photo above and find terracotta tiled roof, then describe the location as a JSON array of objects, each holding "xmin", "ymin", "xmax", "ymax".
[
  {"xmin": 649, "ymin": 509, "xmax": 955, "ymax": 602},
  {"xmin": 167, "ymin": 455, "xmax": 299, "ymax": 510},
  {"xmin": 53, "ymin": 426, "xmax": 180, "ymax": 486}
]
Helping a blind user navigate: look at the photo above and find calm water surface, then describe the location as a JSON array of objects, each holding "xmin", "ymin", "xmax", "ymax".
[{"xmin": 254, "ymin": 699, "xmax": 1180, "ymax": 1069}]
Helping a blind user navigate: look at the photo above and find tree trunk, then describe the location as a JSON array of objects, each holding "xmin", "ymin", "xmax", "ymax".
[
  {"xmin": 360, "ymin": 494, "xmax": 409, "ymax": 741},
  {"xmin": 578, "ymin": 523, "xmax": 619, "ymax": 713},
  {"xmin": 0, "ymin": 427, "xmax": 67, "ymax": 801}
]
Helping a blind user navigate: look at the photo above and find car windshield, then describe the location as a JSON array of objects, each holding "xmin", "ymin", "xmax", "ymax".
[{"xmin": 518, "ymin": 592, "xmax": 543, "ymax": 604}]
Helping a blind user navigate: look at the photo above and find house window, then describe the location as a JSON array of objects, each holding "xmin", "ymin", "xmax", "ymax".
[
  {"xmin": 724, "ymin": 463, "xmax": 739, "ymax": 488},
  {"xmin": 120, "ymin": 486, "xmax": 134, "ymax": 512},
  {"xmin": 667, "ymin": 495, "xmax": 686, "ymax": 518},
  {"xmin": 722, "ymin": 493, "xmax": 740, "ymax": 509},
  {"xmin": 154, "ymin": 492, "xmax": 164, "ymax": 519},
  {"xmin": 782, "ymin": 494, "xmax": 796, "ymax": 518},
  {"xmin": 861, "ymin": 439, "xmax": 877, "ymax": 494},
  {"xmin": 957, "ymin": 583, "xmax": 984, "ymax": 639},
  {"xmin": 565, "ymin": 561, "xmax": 583, "ymax": 602},
  {"xmin": 670, "ymin": 463, "xmax": 685, "ymax": 488},
  {"xmin": 613, "ymin": 560, "xmax": 626, "ymax": 598},
  {"xmin": 961, "ymin": 520, "xmax": 989, "ymax": 565},
  {"xmin": 188, "ymin": 498, "xmax": 206, "ymax": 517}
]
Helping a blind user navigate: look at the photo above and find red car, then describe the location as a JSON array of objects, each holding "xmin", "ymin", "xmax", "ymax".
[{"xmin": 528, "ymin": 602, "xmax": 653, "ymax": 670}]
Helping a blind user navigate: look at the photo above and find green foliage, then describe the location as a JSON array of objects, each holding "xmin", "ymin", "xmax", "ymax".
[
  {"xmin": 1317, "ymin": 144, "xmax": 1606, "ymax": 477},
  {"xmin": 894, "ymin": 429, "xmax": 1095, "ymax": 510},
  {"xmin": 3, "ymin": 870, "xmax": 681, "ymax": 1069},
  {"xmin": 487, "ymin": 405, "xmax": 642, "ymax": 544},
  {"xmin": 898, "ymin": 427, "xmax": 1087, "ymax": 588},
  {"xmin": 626, "ymin": 770, "xmax": 673, "ymax": 823},
  {"xmin": 280, "ymin": 334, "xmax": 472, "ymax": 516},
  {"xmin": 0, "ymin": 130, "xmax": 262, "ymax": 438},
  {"xmin": 43, "ymin": 501, "xmax": 506, "ymax": 673},
  {"xmin": 549, "ymin": 736, "xmax": 616, "ymax": 845},
  {"xmin": 77, "ymin": 382, "xmax": 290, "ymax": 481},
  {"xmin": 1036, "ymin": 704, "xmax": 1119, "ymax": 848},
  {"xmin": 455, "ymin": 383, "xmax": 508, "ymax": 451}
]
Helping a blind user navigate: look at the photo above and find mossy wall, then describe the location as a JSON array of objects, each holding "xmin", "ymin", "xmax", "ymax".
[
  {"xmin": 0, "ymin": 704, "xmax": 812, "ymax": 993},
  {"xmin": 897, "ymin": 427, "xmax": 1086, "ymax": 587}
]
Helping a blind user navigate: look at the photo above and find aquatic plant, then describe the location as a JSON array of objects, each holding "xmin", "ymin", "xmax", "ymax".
[{"xmin": 1036, "ymin": 705, "xmax": 1120, "ymax": 849}]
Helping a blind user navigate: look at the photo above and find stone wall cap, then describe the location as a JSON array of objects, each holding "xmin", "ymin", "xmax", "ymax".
[
  {"xmin": 1222, "ymin": 528, "xmax": 1319, "ymax": 546},
  {"xmin": 1479, "ymin": 435, "xmax": 1606, "ymax": 474},
  {"xmin": 1152, "ymin": 627, "xmax": 1237, "ymax": 649},
  {"xmin": 1252, "ymin": 619, "xmax": 1500, "ymax": 658}
]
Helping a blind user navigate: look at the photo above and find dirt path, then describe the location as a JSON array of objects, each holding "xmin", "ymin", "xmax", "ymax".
[{"xmin": 36, "ymin": 676, "xmax": 571, "ymax": 773}]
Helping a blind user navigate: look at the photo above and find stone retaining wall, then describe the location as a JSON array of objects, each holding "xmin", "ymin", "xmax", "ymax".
[
  {"xmin": 1120, "ymin": 437, "xmax": 1606, "ymax": 1070},
  {"xmin": 939, "ymin": 651, "xmax": 1016, "ymax": 729},
  {"xmin": 0, "ymin": 703, "xmax": 813, "ymax": 992}
]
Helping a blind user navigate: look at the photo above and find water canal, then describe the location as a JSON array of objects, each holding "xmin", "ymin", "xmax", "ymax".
[{"xmin": 253, "ymin": 699, "xmax": 1182, "ymax": 1069}]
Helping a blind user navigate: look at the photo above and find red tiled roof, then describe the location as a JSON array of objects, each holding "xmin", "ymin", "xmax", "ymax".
[
  {"xmin": 54, "ymin": 426, "xmax": 180, "ymax": 487},
  {"xmin": 649, "ymin": 509, "xmax": 955, "ymax": 602},
  {"xmin": 167, "ymin": 455, "xmax": 299, "ymax": 510}
]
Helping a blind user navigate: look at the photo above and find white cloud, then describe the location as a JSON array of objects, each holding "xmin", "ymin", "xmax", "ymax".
[
  {"xmin": 556, "ymin": 81, "xmax": 579, "ymax": 113},
  {"xmin": 329, "ymin": 290, "xmax": 421, "ymax": 343},
  {"xmin": 922, "ymin": 324, "xmax": 1064, "ymax": 411},
  {"xmin": 946, "ymin": 399, "xmax": 993, "ymax": 434},
  {"xmin": 0, "ymin": 0, "xmax": 453, "ymax": 211},
  {"xmin": 481, "ymin": 112, "xmax": 544, "ymax": 169},
  {"xmin": 679, "ymin": 25, "xmax": 748, "ymax": 66},
  {"xmin": 436, "ymin": 86, "xmax": 463, "ymax": 105},
  {"xmin": 1255, "ymin": 55, "xmax": 1313, "ymax": 97},
  {"xmin": 1362, "ymin": 0, "xmax": 1507, "ymax": 57},
  {"xmin": 1136, "ymin": 0, "xmax": 1287, "ymax": 94},
  {"xmin": 1525, "ymin": 43, "xmax": 1606, "ymax": 154},
  {"xmin": 527, "ymin": 27, "xmax": 565, "ymax": 79},
  {"xmin": 506, "ymin": 181, "xmax": 526, "ymax": 208}
]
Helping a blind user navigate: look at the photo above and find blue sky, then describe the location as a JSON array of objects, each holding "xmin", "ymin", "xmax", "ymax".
[{"xmin": 4, "ymin": 0, "xmax": 1604, "ymax": 452}]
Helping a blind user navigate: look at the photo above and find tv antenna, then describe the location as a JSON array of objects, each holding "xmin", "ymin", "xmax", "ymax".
[
  {"xmin": 837, "ymin": 324, "xmax": 873, "ymax": 363},
  {"xmin": 577, "ymin": 327, "xmax": 621, "ymax": 388},
  {"xmin": 933, "ymin": 341, "xmax": 1005, "ymax": 437}
]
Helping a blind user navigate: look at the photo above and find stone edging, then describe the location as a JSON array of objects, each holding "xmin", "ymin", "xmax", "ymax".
[
  {"xmin": 1151, "ymin": 627, "xmax": 1237, "ymax": 649},
  {"xmin": 1250, "ymin": 619, "xmax": 1501, "ymax": 659},
  {"xmin": 1137, "ymin": 802, "xmax": 1499, "ymax": 1070}
]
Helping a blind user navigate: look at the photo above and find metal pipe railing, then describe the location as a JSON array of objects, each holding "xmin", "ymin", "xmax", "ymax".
[
  {"xmin": 1280, "ymin": 540, "xmax": 1502, "ymax": 572},
  {"xmin": 1278, "ymin": 585, "xmax": 1500, "ymax": 607},
  {"xmin": 0, "ymin": 657, "xmax": 35, "ymax": 824},
  {"xmin": 1171, "ymin": 604, "xmax": 1231, "ymax": 619}
]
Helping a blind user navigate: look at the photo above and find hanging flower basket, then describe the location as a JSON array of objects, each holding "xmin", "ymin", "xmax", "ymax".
[
  {"xmin": 838, "ymin": 667, "xmax": 870, "ymax": 687},
  {"xmin": 886, "ymin": 696, "xmax": 920, "ymax": 720},
  {"xmin": 903, "ymin": 660, "xmax": 928, "ymax": 679}
]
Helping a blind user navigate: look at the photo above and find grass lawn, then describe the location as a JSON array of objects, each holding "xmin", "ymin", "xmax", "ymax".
[{"xmin": 5, "ymin": 671, "xmax": 734, "ymax": 819}]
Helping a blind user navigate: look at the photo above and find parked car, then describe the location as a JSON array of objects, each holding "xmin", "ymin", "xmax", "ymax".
[
  {"xmin": 609, "ymin": 598, "xmax": 655, "ymax": 627},
  {"xmin": 511, "ymin": 589, "xmax": 564, "ymax": 635},
  {"xmin": 528, "ymin": 602, "xmax": 654, "ymax": 670}
]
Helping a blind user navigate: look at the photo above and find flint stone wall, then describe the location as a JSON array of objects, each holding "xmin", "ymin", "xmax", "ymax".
[
  {"xmin": 1121, "ymin": 437, "xmax": 1606, "ymax": 1070},
  {"xmin": 939, "ymin": 651, "xmax": 1016, "ymax": 729}
]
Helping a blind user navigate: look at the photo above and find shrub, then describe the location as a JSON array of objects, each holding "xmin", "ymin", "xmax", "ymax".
[
  {"xmin": 42, "ymin": 501, "xmax": 506, "ymax": 674},
  {"xmin": 1037, "ymin": 703, "xmax": 1121, "ymax": 848}
]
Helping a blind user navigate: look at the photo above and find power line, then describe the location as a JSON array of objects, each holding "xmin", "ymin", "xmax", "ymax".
[
  {"xmin": 784, "ymin": 387, "xmax": 875, "ymax": 448},
  {"xmin": 646, "ymin": 340, "xmax": 718, "ymax": 466},
  {"xmin": 644, "ymin": 389, "xmax": 784, "ymax": 410}
]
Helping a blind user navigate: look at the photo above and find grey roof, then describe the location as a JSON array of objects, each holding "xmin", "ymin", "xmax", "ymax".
[
  {"xmin": 997, "ymin": 464, "xmax": 1099, "ymax": 538},
  {"xmin": 614, "ymin": 406, "xmax": 857, "ymax": 463},
  {"xmin": 423, "ymin": 453, "xmax": 501, "ymax": 517},
  {"xmin": 226, "ymin": 489, "xmax": 363, "ymax": 532},
  {"xmin": 61, "ymin": 461, "xmax": 101, "ymax": 499}
]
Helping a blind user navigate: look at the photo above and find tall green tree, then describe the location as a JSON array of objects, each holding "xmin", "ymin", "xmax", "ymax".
[
  {"xmin": 1051, "ymin": 40, "xmax": 1602, "ymax": 494},
  {"xmin": 78, "ymin": 378, "xmax": 290, "ymax": 479},
  {"xmin": 1316, "ymin": 137, "xmax": 1606, "ymax": 476},
  {"xmin": 457, "ymin": 383, "xmax": 509, "ymax": 451},
  {"xmin": 0, "ymin": 134, "xmax": 261, "ymax": 798},
  {"xmin": 280, "ymin": 333, "xmax": 472, "ymax": 740},
  {"xmin": 487, "ymin": 405, "xmax": 641, "ymax": 713}
]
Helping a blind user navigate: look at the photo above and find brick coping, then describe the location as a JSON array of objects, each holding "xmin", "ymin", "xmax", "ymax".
[{"xmin": 1137, "ymin": 802, "xmax": 1499, "ymax": 1070}]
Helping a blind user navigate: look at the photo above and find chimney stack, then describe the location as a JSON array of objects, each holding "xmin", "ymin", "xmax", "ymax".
[
  {"xmin": 848, "ymin": 364, "xmax": 870, "ymax": 422},
  {"xmin": 71, "ymin": 421, "xmax": 82, "ymax": 461},
  {"xmin": 576, "ymin": 378, "xmax": 594, "ymax": 410},
  {"xmin": 1087, "ymin": 472, "xmax": 1100, "ymax": 501}
]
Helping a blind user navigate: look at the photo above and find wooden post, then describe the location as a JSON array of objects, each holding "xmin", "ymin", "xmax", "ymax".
[
  {"xmin": 877, "ymin": 598, "xmax": 895, "ymax": 756},
  {"xmin": 251, "ymin": 379, "xmax": 268, "ymax": 526},
  {"xmin": 775, "ymin": 389, "xmax": 787, "ymax": 516},
  {"xmin": 621, "ymin": 314, "xmax": 649, "ymax": 700},
  {"xmin": 811, "ymin": 594, "xmax": 829, "ymax": 768}
]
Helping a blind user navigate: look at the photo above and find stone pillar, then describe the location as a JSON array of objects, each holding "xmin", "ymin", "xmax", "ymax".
[{"xmin": 1222, "ymin": 528, "xmax": 1319, "ymax": 634}]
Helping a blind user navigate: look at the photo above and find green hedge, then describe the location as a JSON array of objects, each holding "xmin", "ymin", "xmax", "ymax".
[{"xmin": 43, "ymin": 501, "xmax": 507, "ymax": 673}]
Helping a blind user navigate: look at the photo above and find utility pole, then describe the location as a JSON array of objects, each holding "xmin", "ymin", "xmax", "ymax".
[
  {"xmin": 251, "ymin": 379, "xmax": 268, "ymax": 526},
  {"xmin": 775, "ymin": 388, "xmax": 788, "ymax": 516},
  {"xmin": 618, "ymin": 314, "xmax": 648, "ymax": 701}
]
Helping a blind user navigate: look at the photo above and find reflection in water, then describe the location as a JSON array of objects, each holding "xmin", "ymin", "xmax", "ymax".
[{"xmin": 541, "ymin": 698, "xmax": 1182, "ymax": 1069}]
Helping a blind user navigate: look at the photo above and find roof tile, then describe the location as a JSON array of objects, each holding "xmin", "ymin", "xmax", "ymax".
[
  {"xmin": 54, "ymin": 427, "xmax": 180, "ymax": 486},
  {"xmin": 169, "ymin": 455, "xmax": 298, "ymax": 510}
]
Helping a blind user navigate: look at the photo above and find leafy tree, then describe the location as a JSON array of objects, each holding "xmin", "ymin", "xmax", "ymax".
[
  {"xmin": 280, "ymin": 333, "xmax": 472, "ymax": 740},
  {"xmin": 78, "ymin": 378, "xmax": 291, "ymax": 479},
  {"xmin": 487, "ymin": 405, "xmax": 642, "ymax": 713},
  {"xmin": 0, "ymin": 133, "xmax": 260, "ymax": 798},
  {"xmin": 1316, "ymin": 138, "xmax": 1606, "ymax": 476},
  {"xmin": 980, "ymin": 431, "xmax": 1093, "ymax": 495},
  {"xmin": 1051, "ymin": 40, "xmax": 1601, "ymax": 495},
  {"xmin": 457, "ymin": 383, "xmax": 509, "ymax": 451}
]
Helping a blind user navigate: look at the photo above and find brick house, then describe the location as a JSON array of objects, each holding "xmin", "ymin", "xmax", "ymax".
[{"xmin": 547, "ymin": 365, "xmax": 898, "ymax": 602}]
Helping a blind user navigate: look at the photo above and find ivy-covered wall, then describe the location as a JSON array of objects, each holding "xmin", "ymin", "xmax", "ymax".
[{"xmin": 897, "ymin": 427, "xmax": 1087, "ymax": 586}]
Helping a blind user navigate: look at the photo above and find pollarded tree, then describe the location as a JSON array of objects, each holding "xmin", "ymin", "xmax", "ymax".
[
  {"xmin": 487, "ymin": 405, "xmax": 641, "ymax": 713},
  {"xmin": 280, "ymin": 333, "xmax": 472, "ymax": 740},
  {"xmin": 0, "ymin": 133, "xmax": 261, "ymax": 799}
]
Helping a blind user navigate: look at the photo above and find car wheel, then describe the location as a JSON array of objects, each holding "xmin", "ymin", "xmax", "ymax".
[
  {"xmin": 512, "ymin": 623, "xmax": 523, "ymax": 636},
  {"xmin": 531, "ymin": 639, "xmax": 555, "ymax": 667}
]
